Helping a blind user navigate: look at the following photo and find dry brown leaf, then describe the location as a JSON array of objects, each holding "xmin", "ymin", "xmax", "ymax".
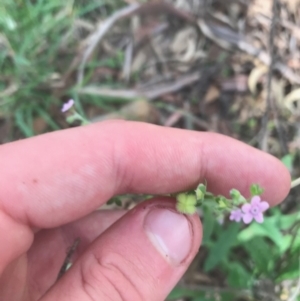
[
  {"xmin": 289, "ymin": 137, "xmax": 300, "ymax": 152},
  {"xmin": 204, "ymin": 85, "xmax": 220, "ymax": 104},
  {"xmin": 119, "ymin": 99, "xmax": 159, "ymax": 122},
  {"xmin": 131, "ymin": 50, "xmax": 148, "ymax": 72},
  {"xmin": 248, "ymin": 65, "xmax": 268, "ymax": 95},
  {"xmin": 197, "ymin": 19, "xmax": 235, "ymax": 50},
  {"xmin": 282, "ymin": 0, "xmax": 300, "ymax": 12},
  {"xmin": 170, "ymin": 27, "xmax": 198, "ymax": 63},
  {"xmin": 284, "ymin": 88, "xmax": 300, "ymax": 112},
  {"xmin": 91, "ymin": 99, "xmax": 159, "ymax": 123},
  {"xmin": 248, "ymin": 0, "xmax": 272, "ymax": 17},
  {"xmin": 33, "ymin": 117, "xmax": 48, "ymax": 135},
  {"xmin": 171, "ymin": 0, "xmax": 193, "ymax": 12},
  {"xmin": 271, "ymin": 78, "xmax": 285, "ymax": 108}
]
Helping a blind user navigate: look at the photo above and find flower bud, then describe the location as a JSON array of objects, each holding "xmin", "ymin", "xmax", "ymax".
[
  {"xmin": 250, "ymin": 184, "xmax": 264, "ymax": 196},
  {"xmin": 230, "ymin": 189, "xmax": 246, "ymax": 205},
  {"xmin": 176, "ymin": 193, "xmax": 197, "ymax": 215},
  {"xmin": 195, "ymin": 183, "xmax": 206, "ymax": 200}
]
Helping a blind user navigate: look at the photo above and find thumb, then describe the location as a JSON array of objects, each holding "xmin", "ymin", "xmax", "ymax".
[{"xmin": 40, "ymin": 198, "xmax": 202, "ymax": 301}]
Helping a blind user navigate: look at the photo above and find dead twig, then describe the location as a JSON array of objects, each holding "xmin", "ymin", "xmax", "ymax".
[
  {"xmin": 161, "ymin": 103, "xmax": 210, "ymax": 130},
  {"xmin": 142, "ymin": 72, "xmax": 201, "ymax": 99},
  {"xmin": 77, "ymin": 86, "xmax": 140, "ymax": 99},
  {"xmin": 77, "ymin": 71, "xmax": 201, "ymax": 100},
  {"xmin": 258, "ymin": 0, "xmax": 288, "ymax": 154},
  {"xmin": 256, "ymin": 13, "xmax": 300, "ymax": 40},
  {"xmin": 77, "ymin": 4, "xmax": 140, "ymax": 85},
  {"xmin": 122, "ymin": 38, "xmax": 134, "ymax": 82},
  {"xmin": 258, "ymin": 0, "xmax": 277, "ymax": 151},
  {"xmin": 57, "ymin": 238, "xmax": 80, "ymax": 281}
]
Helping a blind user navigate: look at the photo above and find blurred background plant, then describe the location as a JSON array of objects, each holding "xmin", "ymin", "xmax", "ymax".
[{"xmin": 1, "ymin": 0, "xmax": 300, "ymax": 300}]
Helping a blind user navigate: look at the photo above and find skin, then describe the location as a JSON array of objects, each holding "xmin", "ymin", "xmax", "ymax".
[{"xmin": 0, "ymin": 120, "xmax": 291, "ymax": 301}]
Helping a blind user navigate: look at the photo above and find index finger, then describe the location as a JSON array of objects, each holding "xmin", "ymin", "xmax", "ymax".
[{"xmin": 0, "ymin": 120, "xmax": 290, "ymax": 228}]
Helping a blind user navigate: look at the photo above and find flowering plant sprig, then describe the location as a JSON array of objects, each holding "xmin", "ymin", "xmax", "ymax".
[
  {"xmin": 175, "ymin": 183, "xmax": 269, "ymax": 224},
  {"xmin": 61, "ymin": 99, "xmax": 90, "ymax": 125},
  {"xmin": 61, "ymin": 99, "xmax": 270, "ymax": 224}
]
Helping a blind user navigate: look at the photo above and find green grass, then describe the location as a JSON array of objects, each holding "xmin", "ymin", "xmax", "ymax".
[{"xmin": 0, "ymin": 0, "xmax": 126, "ymax": 137}]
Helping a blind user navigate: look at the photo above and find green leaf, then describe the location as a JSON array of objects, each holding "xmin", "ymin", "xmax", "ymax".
[
  {"xmin": 238, "ymin": 216, "xmax": 281, "ymax": 245},
  {"xmin": 14, "ymin": 55, "xmax": 31, "ymax": 66},
  {"xmin": 281, "ymin": 154, "xmax": 294, "ymax": 172},
  {"xmin": 204, "ymin": 223, "xmax": 240, "ymax": 272},
  {"xmin": 279, "ymin": 235, "xmax": 293, "ymax": 254},
  {"xmin": 15, "ymin": 108, "xmax": 34, "ymax": 137},
  {"xmin": 106, "ymin": 198, "xmax": 115, "ymax": 205},
  {"xmin": 167, "ymin": 287, "xmax": 201, "ymax": 300},
  {"xmin": 189, "ymin": 291, "xmax": 236, "ymax": 301},
  {"xmin": 224, "ymin": 261, "xmax": 251, "ymax": 288},
  {"xmin": 35, "ymin": 107, "xmax": 60, "ymax": 131},
  {"xmin": 243, "ymin": 237, "xmax": 274, "ymax": 275},
  {"xmin": 277, "ymin": 268, "xmax": 300, "ymax": 282},
  {"xmin": 115, "ymin": 199, "xmax": 122, "ymax": 207},
  {"xmin": 202, "ymin": 209, "xmax": 215, "ymax": 246},
  {"xmin": 168, "ymin": 287, "xmax": 236, "ymax": 301},
  {"xmin": 106, "ymin": 197, "xmax": 122, "ymax": 207},
  {"xmin": 238, "ymin": 215, "xmax": 299, "ymax": 254},
  {"xmin": 276, "ymin": 254, "xmax": 300, "ymax": 282},
  {"xmin": 278, "ymin": 212, "xmax": 300, "ymax": 230},
  {"xmin": 290, "ymin": 227, "xmax": 300, "ymax": 252}
]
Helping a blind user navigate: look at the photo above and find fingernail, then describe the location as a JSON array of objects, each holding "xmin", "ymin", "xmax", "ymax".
[{"xmin": 144, "ymin": 208, "xmax": 192, "ymax": 265}]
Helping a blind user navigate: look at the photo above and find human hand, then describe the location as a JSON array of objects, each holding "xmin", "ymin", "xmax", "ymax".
[{"xmin": 0, "ymin": 121, "xmax": 290, "ymax": 301}]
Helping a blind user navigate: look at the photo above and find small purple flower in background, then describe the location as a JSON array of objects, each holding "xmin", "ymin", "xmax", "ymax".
[
  {"xmin": 241, "ymin": 196, "xmax": 269, "ymax": 224},
  {"xmin": 229, "ymin": 209, "xmax": 243, "ymax": 222},
  {"xmin": 61, "ymin": 99, "xmax": 74, "ymax": 113}
]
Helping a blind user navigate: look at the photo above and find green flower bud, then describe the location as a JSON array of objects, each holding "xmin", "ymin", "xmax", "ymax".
[
  {"xmin": 230, "ymin": 189, "xmax": 246, "ymax": 205},
  {"xmin": 230, "ymin": 189, "xmax": 241, "ymax": 199},
  {"xmin": 66, "ymin": 114, "xmax": 78, "ymax": 124},
  {"xmin": 195, "ymin": 183, "xmax": 206, "ymax": 200},
  {"xmin": 218, "ymin": 199, "xmax": 227, "ymax": 209},
  {"xmin": 250, "ymin": 184, "xmax": 264, "ymax": 196},
  {"xmin": 176, "ymin": 193, "xmax": 197, "ymax": 215}
]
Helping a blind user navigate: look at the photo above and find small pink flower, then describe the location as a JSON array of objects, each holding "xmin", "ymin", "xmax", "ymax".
[
  {"xmin": 229, "ymin": 209, "xmax": 243, "ymax": 222},
  {"xmin": 61, "ymin": 99, "xmax": 74, "ymax": 113},
  {"xmin": 241, "ymin": 196, "xmax": 269, "ymax": 224}
]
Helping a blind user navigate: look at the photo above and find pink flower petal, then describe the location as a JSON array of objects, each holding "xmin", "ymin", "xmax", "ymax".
[
  {"xmin": 61, "ymin": 99, "xmax": 74, "ymax": 113},
  {"xmin": 234, "ymin": 215, "xmax": 242, "ymax": 222},
  {"xmin": 242, "ymin": 213, "xmax": 253, "ymax": 224},
  {"xmin": 259, "ymin": 201, "xmax": 269, "ymax": 212},
  {"xmin": 229, "ymin": 209, "xmax": 244, "ymax": 222},
  {"xmin": 229, "ymin": 209, "xmax": 242, "ymax": 222},
  {"xmin": 254, "ymin": 213, "xmax": 264, "ymax": 223},
  {"xmin": 241, "ymin": 203, "xmax": 251, "ymax": 214},
  {"xmin": 251, "ymin": 196, "xmax": 261, "ymax": 206}
]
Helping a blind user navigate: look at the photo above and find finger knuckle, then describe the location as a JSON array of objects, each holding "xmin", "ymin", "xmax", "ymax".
[{"xmin": 80, "ymin": 251, "xmax": 147, "ymax": 301}]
